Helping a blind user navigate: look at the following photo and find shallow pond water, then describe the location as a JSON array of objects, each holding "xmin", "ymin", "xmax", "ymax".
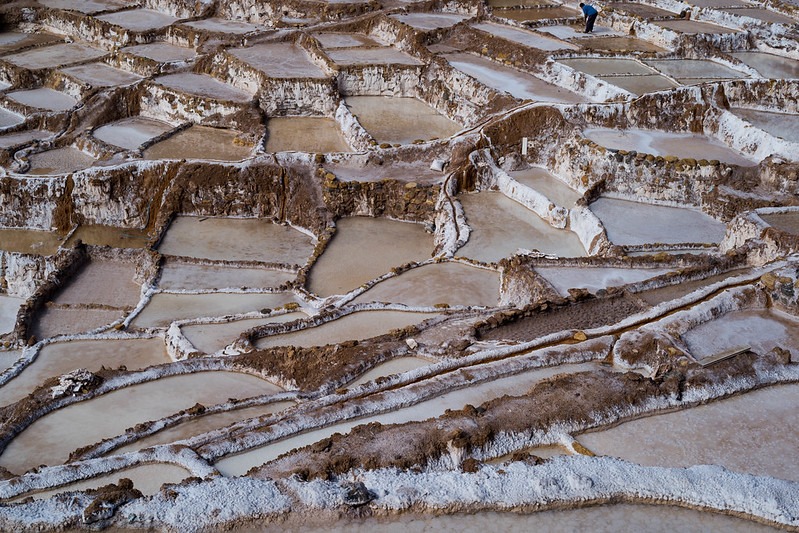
[
  {"xmin": 535, "ymin": 266, "xmax": 675, "ymax": 297},
  {"xmin": 182, "ymin": 313, "xmax": 307, "ymax": 354},
  {"xmin": 51, "ymin": 260, "xmax": 140, "ymax": 309},
  {"xmin": 143, "ymin": 125, "xmax": 252, "ymax": 161},
  {"xmin": 4, "ymin": 43, "xmax": 105, "ymax": 70},
  {"xmin": 152, "ymin": 73, "xmax": 254, "ymax": 103},
  {"xmin": 228, "ymin": 43, "xmax": 327, "ymax": 79},
  {"xmin": 25, "ymin": 146, "xmax": 96, "ymax": 175},
  {"xmin": 731, "ymin": 108, "xmax": 799, "ymax": 142},
  {"xmin": 509, "ymin": 166, "xmax": 583, "ymax": 206},
  {"xmin": 348, "ymin": 356, "xmax": 431, "ymax": 387},
  {"xmin": 265, "ymin": 117, "xmax": 350, "ymax": 153},
  {"xmin": 6, "ymin": 88, "xmax": 76, "ymax": 111},
  {"xmin": 760, "ymin": 211, "xmax": 799, "ymax": 234},
  {"xmin": 0, "ymin": 295, "xmax": 23, "ymax": 335},
  {"xmin": 0, "ymin": 228, "xmax": 62, "ymax": 255},
  {"xmin": 472, "ymin": 22, "xmax": 579, "ymax": 51},
  {"xmin": 96, "ymin": 8, "xmax": 179, "ymax": 31},
  {"xmin": 60, "ymin": 63, "xmax": 142, "ymax": 87},
  {"xmin": 121, "ymin": 42, "xmax": 198, "ymax": 63},
  {"xmin": 93, "ymin": 116, "xmax": 173, "ymax": 150},
  {"xmin": 158, "ymin": 262, "xmax": 294, "ymax": 292},
  {"xmin": 389, "ymin": 13, "xmax": 468, "ymax": 30},
  {"xmin": 344, "ymin": 96, "xmax": 461, "ymax": 145},
  {"xmin": 731, "ymin": 52, "xmax": 799, "ymax": 79}
]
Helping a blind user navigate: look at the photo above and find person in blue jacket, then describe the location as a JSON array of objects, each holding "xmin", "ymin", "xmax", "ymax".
[{"xmin": 579, "ymin": 2, "xmax": 598, "ymax": 33}]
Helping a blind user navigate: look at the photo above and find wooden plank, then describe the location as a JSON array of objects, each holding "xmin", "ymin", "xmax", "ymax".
[{"xmin": 698, "ymin": 345, "xmax": 750, "ymax": 367}]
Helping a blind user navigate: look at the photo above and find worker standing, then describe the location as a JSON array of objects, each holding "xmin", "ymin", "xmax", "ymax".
[{"xmin": 579, "ymin": 2, "xmax": 598, "ymax": 33}]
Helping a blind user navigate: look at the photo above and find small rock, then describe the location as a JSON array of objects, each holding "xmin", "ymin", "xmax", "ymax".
[
  {"xmin": 341, "ymin": 481, "xmax": 375, "ymax": 506},
  {"xmin": 573, "ymin": 331, "xmax": 587, "ymax": 342},
  {"xmin": 406, "ymin": 338, "xmax": 418, "ymax": 350}
]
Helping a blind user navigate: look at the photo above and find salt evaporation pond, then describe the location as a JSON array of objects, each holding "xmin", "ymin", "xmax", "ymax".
[
  {"xmin": 326, "ymin": 48, "xmax": 422, "ymax": 67},
  {"xmin": 636, "ymin": 268, "xmax": 749, "ymax": 306},
  {"xmin": 444, "ymin": 53, "xmax": 586, "ymax": 103},
  {"xmin": 265, "ymin": 117, "xmax": 350, "ymax": 153},
  {"xmin": 731, "ymin": 52, "xmax": 799, "ymax": 79},
  {"xmin": 6, "ymin": 88, "xmax": 76, "ymax": 111},
  {"xmin": 0, "ymin": 371, "xmax": 281, "ymax": 474},
  {"xmin": 578, "ymin": 383, "xmax": 799, "ymax": 482},
  {"xmin": 4, "ymin": 43, "xmax": 105, "ymax": 69},
  {"xmin": 538, "ymin": 24, "xmax": 621, "ymax": 40},
  {"xmin": 131, "ymin": 293, "xmax": 296, "ymax": 329},
  {"xmin": 33, "ymin": 307, "xmax": 128, "ymax": 340},
  {"xmin": 324, "ymin": 159, "xmax": 443, "ymax": 184},
  {"xmin": 731, "ymin": 108, "xmax": 799, "ymax": 142},
  {"xmin": 589, "ymin": 197, "xmax": 726, "ymax": 246},
  {"xmin": 157, "ymin": 216, "xmax": 315, "ymax": 264},
  {"xmin": 216, "ymin": 362, "xmax": 596, "ymax": 475},
  {"xmin": 96, "ymin": 8, "xmax": 179, "ymax": 31},
  {"xmin": 458, "ymin": 192, "xmax": 586, "ymax": 261},
  {"xmin": 0, "ymin": 228, "xmax": 62, "ymax": 254},
  {"xmin": 644, "ymin": 59, "xmax": 748, "ymax": 84},
  {"xmin": 0, "ymin": 107, "xmax": 24, "ymax": 129},
  {"xmin": 59, "ymin": 63, "xmax": 142, "ymax": 88},
  {"xmin": 352, "ymin": 262, "xmax": 500, "ymax": 307},
  {"xmin": 0, "ymin": 295, "xmax": 23, "ymax": 335},
  {"xmin": 65, "ymin": 225, "xmax": 149, "ymax": 249},
  {"xmin": 17, "ymin": 463, "xmax": 190, "ymax": 502},
  {"xmin": 143, "ymin": 125, "xmax": 252, "ymax": 161},
  {"xmin": 598, "ymin": 74, "xmax": 678, "ymax": 96},
  {"xmin": 389, "ymin": 13, "xmax": 468, "ymax": 30},
  {"xmin": 182, "ymin": 18, "xmax": 266, "ymax": 35},
  {"xmin": 313, "ymin": 32, "xmax": 382, "ymax": 49},
  {"xmin": 309, "ymin": 217, "xmax": 434, "ymax": 297},
  {"xmin": 472, "ymin": 23, "xmax": 579, "ymax": 51},
  {"xmin": 158, "ymin": 262, "xmax": 295, "ymax": 291},
  {"xmin": 93, "ymin": 116, "xmax": 173, "ymax": 150},
  {"xmin": 255, "ymin": 311, "xmax": 437, "ymax": 350},
  {"xmin": 114, "ymin": 402, "xmax": 295, "ymax": 455},
  {"xmin": 122, "ymin": 42, "xmax": 197, "ymax": 63},
  {"xmin": 0, "ymin": 350, "xmax": 20, "ymax": 373},
  {"xmin": 606, "ymin": 3, "xmax": 677, "ymax": 18},
  {"xmin": 0, "ymin": 338, "xmax": 169, "ymax": 407},
  {"xmin": 583, "ymin": 128, "xmax": 758, "ymax": 166},
  {"xmin": 38, "ymin": 0, "xmax": 129, "ymax": 14},
  {"xmin": 557, "ymin": 58, "xmax": 678, "ymax": 95},
  {"xmin": 308, "ymin": 505, "xmax": 779, "ymax": 532},
  {"xmin": 535, "ymin": 266, "xmax": 675, "ymax": 297},
  {"xmin": 496, "ymin": 6, "xmax": 580, "ymax": 22},
  {"xmin": 509, "ymin": 167, "xmax": 583, "ymax": 207},
  {"xmin": 152, "ymin": 73, "xmax": 253, "ymax": 102},
  {"xmin": 51, "ymin": 260, "xmax": 140, "ymax": 309},
  {"xmin": 182, "ymin": 312, "xmax": 307, "ymax": 354},
  {"xmin": 760, "ymin": 211, "xmax": 799, "ymax": 234},
  {"xmin": 0, "ymin": 130, "xmax": 50, "ymax": 148},
  {"xmin": 344, "ymin": 96, "xmax": 461, "ymax": 145},
  {"xmin": 580, "ymin": 36, "xmax": 667, "ymax": 54},
  {"xmin": 654, "ymin": 20, "xmax": 739, "ymax": 34},
  {"xmin": 720, "ymin": 7, "xmax": 796, "ymax": 24},
  {"xmin": 25, "ymin": 146, "xmax": 96, "ymax": 175},
  {"xmin": 348, "ymin": 357, "xmax": 431, "ymax": 387},
  {"xmin": 681, "ymin": 309, "xmax": 799, "ymax": 360},
  {"xmin": 228, "ymin": 43, "xmax": 327, "ymax": 79}
]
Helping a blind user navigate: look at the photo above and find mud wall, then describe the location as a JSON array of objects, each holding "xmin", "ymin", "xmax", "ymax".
[{"xmin": 0, "ymin": 176, "xmax": 66, "ymax": 230}]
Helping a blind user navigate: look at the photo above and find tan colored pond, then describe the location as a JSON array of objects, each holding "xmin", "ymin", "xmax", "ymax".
[
  {"xmin": 535, "ymin": 266, "xmax": 675, "ymax": 297},
  {"xmin": 344, "ymin": 96, "xmax": 461, "ymax": 145},
  {"xmin": 158, "ymin": 262, "xmax": 295, "ymax": 292},
  {"xmin": 60, "ymin": 63, "xmax": 143, "ymax": 88},
  {"xmin": 33, "ymin": 308, "xmax": 126, "ymax": 340},
  {"xmin": 4, "ymin": 43, "xmax": 105, "ymax": 70},
  {"xmin": 228, "ymin": 43, "xmax": 327, "ymax": 79},
  {"xmin": 143, "ymin": 125, "xmax": 252, "ymax": 161},
  {"xmin": 0, "ymin": 228, "xmax": 62, "ymax": 255},
  {"xmin": 182, "ymin": 312, "xmax": 307, "ymax": 354},
  {"xmin": 309, "ymin": 217, "xmax": 434, "ymax": 297},
  {"xmin": 509, "ymin": 167, "xmax": 582, "ymax": 207},
  {"xmin": 25, "ymin": 147, "xmax": 96, "ymax": 175},
  {"xmin": 96, "ymin": 8, "xmax": 179, "ymax": 31},
  {"xmin": 6, "ymin": 88, "xmax": 76, "ymax": 112},
  {"xmin": 265, "ymin": 117, "xmax": 350, "ymax": 153},
  {"xmin": 760, "ymin": 211, "xmax": 799, "ymax": 234},
  {"xmin": 64, "ymin": 225, "xmax": 150, "ymax": 249},
  {"xmin": 0, "ymin": 371, "xmax": 280, "ymax": 474},
  {"xmin": 348, "ymin": 356, "xmax": 431, "ymax": 387},
  {"xmin": 93, "ymin": 116, "xmax": 173, "ymax": 151},
  {"xmin": 51, "ymin": 260, "xmax": 140, "ymax": 309}
]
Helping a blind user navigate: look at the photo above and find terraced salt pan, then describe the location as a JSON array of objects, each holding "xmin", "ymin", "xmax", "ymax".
[
  {"xmin": 18, "ymin": 463, "xmax": 189, "ymax": 502},
  {"xmin": 265, "ymin": 117, "xmax": 350, "ymax": 153},
  {"xmin": 596, "ymin": 74, "xmax": 679, "ymax": 95},
  {"xmin": 589, "ymin": 197, "xmax": 727, "ymax": 246},
  {"xmin": 0, "ymin": 130, "xmax": 50, "ymax": 148},
  {"xmin": 324, "ymin": 160, "xmax": 444, "ymax": 184},
  {"xmin": 3, "ymin": 43, "xmax": 106, "ymax": 70},
  {"xmin": 688, "ymin": 0, "xmax": 751, "ymax": 7},
  {"xmin": 731, "ymin": 108, "xmax": 799, "ymax": 142},
  {"xmin": 159, "ymin": 262, "xmax": 295, "ymax": 292},
  {"xmin": 444, "ymin": 53, "xmax": 586, "ymax": 103},
  {"xmin": 143, "ymin": 125, "xmax": 252, "ymax": 161},
  {"xmin": 6, "ymin": 88, "xmax": 76, "ymax": 111},
  {"xmin": 509, "ymin": 167, "xmax": 583, "ymax": 206},
  {"xmin": 495, "ymin": 6, "xmax": 580, "ymax": 22},
  {"xmin": 459, "ymin": 192, "xmax": 586, "ymax": 261},
  {"xmin": 644, "ymin": 59, "xmax": 748, "ymax": 84},
  {"xmin": 720, "ymin": 7, "xmax": 796, "ymax": 24},
  {"xmin": 114, "ymin": 401, "xmax": 295, "ymax": 455},
  {"xmin": 0, "ymin": 108, "xmax": 24, "ymax": 129},
  {"xmin": 93, "ymin": 116, "xmax": 173, "ymax": 150},
  {"xmin": 182, "ymin": 18, "xmax": 266, "ymax": 34},
  {"xmin": 0, "ymin": 228, "xmax": 62, "ymax": 254},
  {"xmin": 182, "ymin": 313, "xmax": 307, "ymax": 354},
  {"xmin": 472, "ymin": 22, "xmax": 579, "ymax": 51},
  {"xmin": 0, "ymin": 338, "xmax": 169, "ymax": 407},
  {"xmin": 344, "ymin": 96, "xmax": 461, "ymax": 145},
  {"xmin": 0, "ymin": 33, "xmax": 61, "ymax": 55},
  {"xmin": 122, "ymin": 42, "xmax": 197, "ymax": 63},
  {"xmin": 0, "ymin": 295, "xmax": 23, "ymax": 335},
  {"xmin": 325, "ymin": 48, "xmax": 422, "ymax": 66},
  {"xmin": 313, "ymin": 33, "xmax": 382, "ymax": 48},
  {"xmin": 348, "ymin": 357, "xmax": 431, "ymax": 387},
  {"xmin": 39, "ymin": 0, "xmax": 129, "ymax": 14},
  {"xmin": 51, "ymin": 261, "xmax": 139, "ymax": 309},
  {"xmin": 579, "ymin": 37, "xmax": 667, "ymax": 53},
  {"xmin": 130, "ymin": 293, "xmax": 296, "ymax": 329},
  {"xmin": 0, "ymin": 371, "xmax": 280, "ymax": 474},
  {"xmin": 487, "ymin": 0, "xmax": 557, "ymax": 6},
  {"xmin": 65, "ymin": 225, "xmax": 149, "ymax": 249},
  {"xmin": 255, "ymin": 311, "xmax": 437, "ymax": 350},
  {"xmin": 653, "ymin": 20, "xmax": 739, "ymax": 34},
  {"xmin": 760, "ymin": 212, "xmax": 799, "ymax": 234},
  {"xmin": 583, "ymin": 127, "xmax": 758, "ymax": 166},
  {"xmin": 578, "ymin": 383, "xmax": 799, "ymax": 482},
  {"xmin": 309, "ymin": 217, "xmax": 434, "ymax": 297},
  {"xmin": 389, "ymin": 13, "xmax": 468, "ymax": 30},
  {"xmin": 682, "ymin": 309, "xmax": 799, "ymax": 360},
  {"xmin": 537, "ymin": 24, "xmax": 622, "ymax": 39},
  {"xmin": 606, "ymin": 3, "xmax": 677, "ymax": 18},
  {"xmin": 96, "ymin": 9, "xmax": 179, "ymax": 31},
  {"xmin": 33, "ymin": 308, "xmax": 127, "ymax": 340},
  {"xmin": 59, "ymin": 63, "xmax": 142, "ymax": 88},
  {"xmin": 308, "ymin": 505, "xmax": 778, "ymax": 532},
  {"xmin": 228, "ymin": 43, "xmax": 327, "ymax": 79},
  {"xmin": 535, "ymin": 266, "xmax": 675, "ymax": 297},
  {"xmin": 352, "ymin": 262, "xmax": 500, "ymax": 307},
  {"xmin": 558, "ymin": 58, "xmax": 657, "ymax": 77},
  {"xmin": 0, "ymin": 351, "xmax": 20, "ymax": 373},
  {"xmin": 635, "ymin": 268, "xmax": 749, "ymax": 306},
  {"xmin": 25, "ymin": 146, "xmax": 96, "ymax": 175},
  {"xmin": 731, "ymin": 52, "xmax": 799, "ymax": 79},
  {"xmin": 158, "ymin": 216, "xmax": 315, "ymax": 264},
  {"xmin": 216, "ymin": 362, "xmax": 596, "ymax": 475},
  {"xmin": 153, "ymin": 73, "xmax": 253, "ymax": 102}
]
